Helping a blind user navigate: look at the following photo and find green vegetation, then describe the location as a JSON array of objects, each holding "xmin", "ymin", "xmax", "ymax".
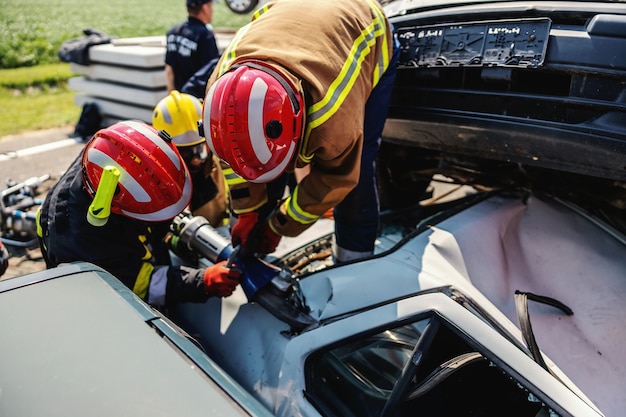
[
  {"xmin": 0, "ymin": 0, "xmax": 252, "ymax": 68},
  {"xmin": 0, "ymin": 63, "xmax": 78, "ymax": 137},
  {"xmin": 0, "ymin": 63, "xmax": 74, "ymax": 90},
  {"xmin": 0, "ymin": 0, "xmax": 253, "ymax": 137}
]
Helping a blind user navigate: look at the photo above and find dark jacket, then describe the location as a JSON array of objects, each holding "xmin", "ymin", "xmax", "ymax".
[
  {"xmin": 38, "ymin": 154, "xmax": 208, "ymax": 308},
  {"xmin": 166, "ymin": 17, "xmax": 220, "ymax": 91}
]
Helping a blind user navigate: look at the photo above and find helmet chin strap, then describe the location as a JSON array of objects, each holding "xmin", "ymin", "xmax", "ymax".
[{"xmin": 87, "ymin": 165, "xmax": 120, "ymax": 227}]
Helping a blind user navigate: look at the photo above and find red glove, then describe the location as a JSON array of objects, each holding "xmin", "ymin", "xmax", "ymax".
[
  {"xmin": 256, "ymin": 222, "xmax": 282, "ymax": 255},
  {"xmin": 231, "ymin": 212, "xmax": 259, "ymax": 249},
  {"xmin": 203, "ymin": 260, "xmax": 241, "ymax": 297},
  {"xmin": 0, "ymin": 241, "xmax": 8, "ymax": 277}
]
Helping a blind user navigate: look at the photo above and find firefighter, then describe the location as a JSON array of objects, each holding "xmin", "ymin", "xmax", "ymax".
[
  {"xmin": 203, "ymin": 0, "xmax": 400, "ymax": 263},
  {"xmin": 36, "ymin": 121, "xmax": 240, "ymax": 310},
  {"xmin": 152, "ymin": 90, "xmax": 228, "ymax": 227}
]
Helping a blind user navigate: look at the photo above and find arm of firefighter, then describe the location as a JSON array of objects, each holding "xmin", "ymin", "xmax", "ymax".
[
  {"xmin": 269, "ymin": 163, "xmax": 359, "ymax": 237},
  {"xmin": 231, "ymin": 211, "xmax": 259, "ymax": 253},
  {"xmin": 203, "ymin": 260, "xmax": 241, "ymax": 298},
  {"xmin": 224, "ymin": 167, "xmax": 268, "ymax": 215},
  {"xmin": 270, "ymin": 134, "xmax": 361, "ymax": 237},
  {"xmin": 164, "ymin": 263, "xmax": 241, "ymax": 305},
  {"xmin": 190, "ymin": 155, "xmax": 228, "ymax": 227}
]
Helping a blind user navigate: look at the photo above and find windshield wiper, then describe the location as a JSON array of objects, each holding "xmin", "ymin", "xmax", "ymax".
[{"xmin": 514, "ymin": 290, "xmax": 573, "ymax": 382}]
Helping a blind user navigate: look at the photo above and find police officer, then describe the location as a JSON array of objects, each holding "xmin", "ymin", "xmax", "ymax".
[{"xmin": 165, "ymin": 0, "xmax": 220, "ymax": 92}]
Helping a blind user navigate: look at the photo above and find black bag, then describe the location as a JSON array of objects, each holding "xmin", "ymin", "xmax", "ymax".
[
  {"xmin": 74, "ymin": 102, "xmax": 102, "ymax": 141},
  {"xmin": 58, "ymin": 28, "xmax": 113, "ymax": 66}
]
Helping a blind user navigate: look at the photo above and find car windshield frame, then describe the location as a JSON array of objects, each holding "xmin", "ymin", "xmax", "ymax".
[{"xmin": 298, "ymin": 292, "xmax": 604, "ymax": 417}]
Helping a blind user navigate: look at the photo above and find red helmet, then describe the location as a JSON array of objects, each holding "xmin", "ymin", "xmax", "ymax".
[
  {"xmin": 203, "ymin": 60, "xmax": 304, "ymax": 183},
  {"xmin": 82, "ymin": 120, "xmax": 192, "ymax": 222}
]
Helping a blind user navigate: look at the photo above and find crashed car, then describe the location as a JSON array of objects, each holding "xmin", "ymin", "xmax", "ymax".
[
  {"xmin": 170, "ymin": 0, "xmax": 626, "ymax": 416},
  {"xmin": 0, "ymin": 262, "xmax": 274, "ymax": 417},
  {"xmin": 2, "ymin": 0, "xmax": 623, "ymax": 414}
]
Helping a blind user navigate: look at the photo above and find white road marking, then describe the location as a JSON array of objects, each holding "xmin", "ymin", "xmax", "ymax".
[{"xmin": 0, "ymin": 138, "xmax": 80, "ymax": 162}]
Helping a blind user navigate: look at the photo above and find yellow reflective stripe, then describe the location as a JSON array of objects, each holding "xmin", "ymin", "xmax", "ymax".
[
  {"xmin": 221, "ymin": 165, "xmax": 230, "ymax": 196},
  {"xmin": 307, "ymin": 35, "xmax": 370, "ymax": 127},
  {"xmin": 366, "ymin": 0, "xmax": 391, "ymax": 87},
  {"xmin": 251, "ymin": 3, "xmax": 270, "ymax": 19},
  {"xmin": 299, "ymin": 2, "xmax": 390, "ymax": 162},
  {"xmin": 218, "ymin": 23, "xmax": 252, "ymax": 76},
  {"xmin": 223, "ymin": 167, "xmax": 267, "ymax": 213},
  {"xmin": 217, "ymin": 1, "xmax": 269, "ymax": 76},
  {"xmin": 267, "ymin": 216, "xmax": 281, "ymax": 235},
  {"xmin": 133, "ymin": 261, "xmax": 154, "ymax": 300},
  {"xmin": 233, "ymin": 201, "xmax": 266, "ymax": 215},
  {"xmin": 286, "ymin": 186, "xmax": 320, "ymax": 225},
  {"xmin": 139, "ymin": 234, "xmax": 152, "ymax": 260},
  {"xmin": 35, "ymin": 206, "xmax": 43, "ymax": 238},
  {"xmin": 298, "ymin": 142, "xmax": 314, "ymax": 164},
  {"xmin": 218, "ymin": 1, "xmax": 270, "ymax": 77},
  {"xmin": 223, "ymin": 168, "xmax": 247, "ymax": 186}
]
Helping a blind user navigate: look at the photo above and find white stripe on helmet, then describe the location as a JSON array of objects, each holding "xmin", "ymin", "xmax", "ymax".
[
  {"xmin": 87, "ymin": 148, "xmax": 151, "ymax": 203},
  {"xmin": 250, "ymin": 141, "xmax": 296, "ymax": 183},
  {"xmin": 122, "ymin": 120, "xmax": 182, "ymax": 171},
  {"xmin": 121, "ymin": 171, "xmax": 192, "ymax": 221},
  {"xmin": 158, "ymin": 101, "xmax": 173, "ymax": 124},
  {"xmin": 203, "ymin": 82, "xmax": 219, "ymax": 156},
  {"xmin": 248, "ymin": 77, "xmax": 272, "ymax": 164}
]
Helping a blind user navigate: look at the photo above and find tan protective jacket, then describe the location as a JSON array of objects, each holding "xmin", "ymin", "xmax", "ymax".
[{"xmin": 208, "ymin": 0, "xmax": 394, "ymax": 237}]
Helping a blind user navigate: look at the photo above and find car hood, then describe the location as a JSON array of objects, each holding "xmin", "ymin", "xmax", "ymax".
[
  {"xmin": 173, "ymin": 189, "xmax": 626, "ymax": 417},
  {"xmin": 298, "ymin": 189, "xmax": 626, "ymax": 416}
]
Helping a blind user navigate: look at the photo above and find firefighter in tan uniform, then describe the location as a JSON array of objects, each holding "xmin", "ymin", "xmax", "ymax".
[{"xmin": 203, "ymin": 0, "xmax": 400, "ymax": 263}]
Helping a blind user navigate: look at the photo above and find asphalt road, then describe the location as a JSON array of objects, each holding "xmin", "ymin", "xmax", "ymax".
[
  {"xmin": 0, "ymin": 125, "xmax": 85, "ymax": 279},
  {"xmin": 0, "ymin": 125, "xmax": 84, "ymax": 185}
]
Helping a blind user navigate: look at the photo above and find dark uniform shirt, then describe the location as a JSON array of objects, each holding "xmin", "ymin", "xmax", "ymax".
[{"xmin": 166, "ymin": 16, "xmax": 220, "ymax": 91}]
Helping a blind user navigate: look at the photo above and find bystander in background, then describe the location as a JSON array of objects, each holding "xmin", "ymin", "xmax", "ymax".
[{"xmin": 165, "ymin": 0, "xmax": 220, "ymax": 92}]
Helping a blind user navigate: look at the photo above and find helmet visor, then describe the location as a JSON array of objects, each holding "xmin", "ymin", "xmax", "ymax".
[{"xmin": 178, "ymin": 142, "xmax": 209, "ymax": 173}]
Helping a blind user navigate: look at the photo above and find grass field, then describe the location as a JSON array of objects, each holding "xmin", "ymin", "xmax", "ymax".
[
  {"xmin": 0, "ymin": 0, "xmax": 253, "ymax": 137},
  {"xmin": 0, "ymin": 0, "xmax": 252, "ymax": 68},
  {"xmin": 0, "ymin": 64, "xmax": 78, "ymax": 136}
]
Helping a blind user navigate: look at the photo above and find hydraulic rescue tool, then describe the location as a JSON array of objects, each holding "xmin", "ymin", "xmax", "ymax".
[{"xmin": 171, "ymin": 214, "xmax": 294, "ymax": 300}]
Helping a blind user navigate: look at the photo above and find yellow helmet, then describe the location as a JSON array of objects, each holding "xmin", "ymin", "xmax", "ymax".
[{"xmin": 152, "ymin": 90, "xmax": 204, "ymax": 147}]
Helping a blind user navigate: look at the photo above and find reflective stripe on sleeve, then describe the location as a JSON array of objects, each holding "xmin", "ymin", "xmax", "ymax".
[
  {"xmin": 35, "ymin": 206, "xmax": 43, "ymax": 238},
  {"xmin": 299, "ymin": 1, "xmax": 391, "ymax": 164},
  {"xmin": 285, "ymin": 186, "xmax": 320, "ymax": 225},
  {"xmin": 132, "ymin": 261, "xmax": 154, "ymax": 300},
  {"xmin": 366, "ymin": 0, "xmax": 391, "ymax": 87},
  {"xmin": 223, "ymin": 167, "xmax": 247, "ymax": 187},
  {"xmin": 233, "ymin": 202, "xmax": 266, "ymax": 214},
  {"xmin": 225, "ymin": 167, "xmax": 267, "ymax": 213},
  {"xmin": 251, "ymin": 3, "xmax": 270, "ymax": 20},
  {"xmin": 218, "ymin": 24, "xmax": 252, "ymax": 76}
]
